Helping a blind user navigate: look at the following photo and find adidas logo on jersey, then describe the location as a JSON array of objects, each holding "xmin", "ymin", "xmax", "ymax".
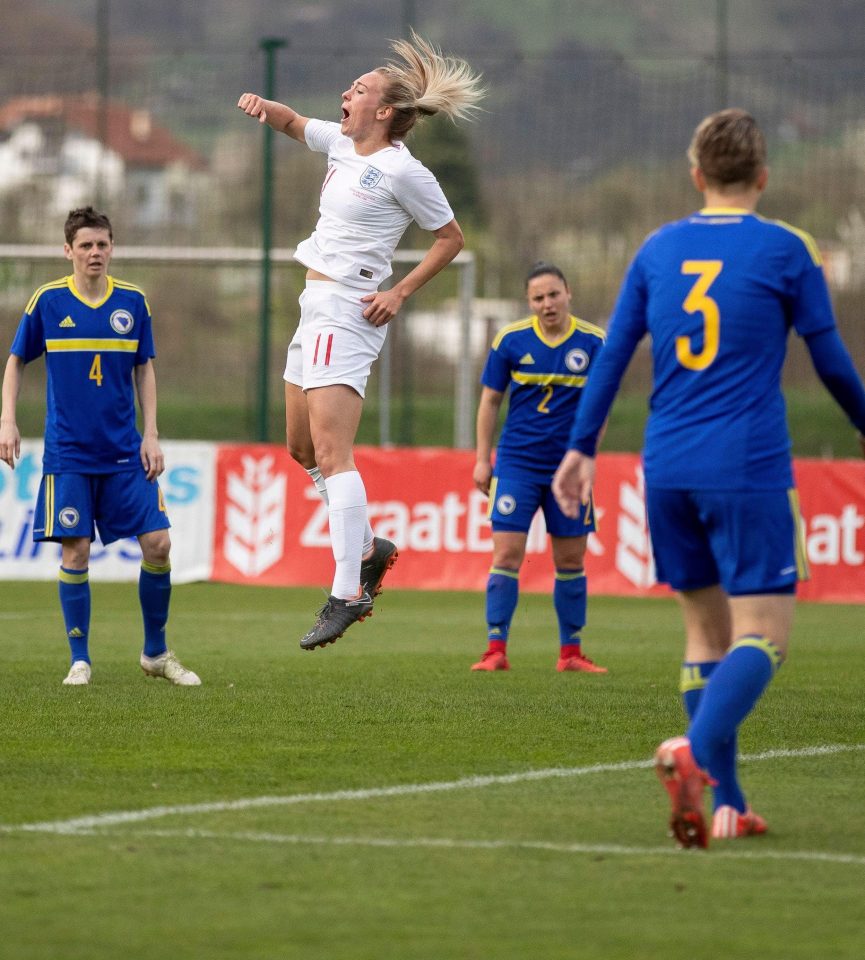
[
  {"xmin": 59, "ymin": 316, "xmax": 76, "ymax": 328},
  {"xmin": 519, "ymin": 353, "xmax": 535, "ymax": 365}
]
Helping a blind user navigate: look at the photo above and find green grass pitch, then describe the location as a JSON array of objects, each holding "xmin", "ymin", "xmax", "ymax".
[{"xmin": 1, "ymin": 580, "xmax": 863, "ymax": 960}]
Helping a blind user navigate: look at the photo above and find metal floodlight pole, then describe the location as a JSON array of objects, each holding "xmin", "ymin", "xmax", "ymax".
[{"xmin": 257, "ymin": 37, "xmax": 287, "ymax": 442}]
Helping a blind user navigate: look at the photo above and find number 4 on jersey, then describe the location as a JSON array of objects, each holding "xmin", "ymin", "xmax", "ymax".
[
  {"xmin": 89, "ymin": 353, "xmax": 103, "ymax": 386},
  {"xmin": 677, "ymin": 260, "xmax": 723, "ymax": 371}
]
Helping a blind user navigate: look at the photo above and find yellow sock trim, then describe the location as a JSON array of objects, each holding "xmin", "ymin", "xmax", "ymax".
[
  {"xmin": 58, "ymin": 567, "xmax": 89, "ymax": 585},
  {"xmin": 489, "ymin": 567, "xmax": 519, "ymax": 580},
  {"xmin": 731, "ymin": 634, "xmax": 783, "ymax": 672},
  {"xmin": 679, "ymin": 664, "xmax": 709, "ymax": 694},
  {"xmin": 141, "ymin": 561, "xmax": 171, "ymax": 575}
]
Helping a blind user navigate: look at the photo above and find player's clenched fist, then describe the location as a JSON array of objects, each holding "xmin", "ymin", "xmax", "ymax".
[{"xmin": 237, "ymin": 93, "xmax": 267, "ymax": 122}]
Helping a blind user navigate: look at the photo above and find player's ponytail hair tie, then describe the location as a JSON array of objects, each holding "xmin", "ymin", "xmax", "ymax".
[{"xmin": 376, "ymin": 30, "xmax": 486, "ymax": 140}]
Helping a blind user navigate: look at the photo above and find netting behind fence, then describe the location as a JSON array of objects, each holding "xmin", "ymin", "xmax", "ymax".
[{"xmin": 1, "ymin": 20, "xmax": 864, "ymax": 443}]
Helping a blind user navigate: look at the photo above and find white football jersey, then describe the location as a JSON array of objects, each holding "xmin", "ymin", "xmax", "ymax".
[{"xmin": 294, "ymin": 119, "xmax": 455, "ymax": 290}]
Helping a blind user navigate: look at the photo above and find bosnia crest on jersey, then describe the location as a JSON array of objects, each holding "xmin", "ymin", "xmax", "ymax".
[
  {"xmin": 109, "ymin": 309, "xmax": 135, "ymax": 335},
  {"xmin": 359, "ymin": 165, "xmax": 384, "ymax": 189},
  {"xmin": 565, "ymin": 349, "xmax": 590, "ymax": 373}
]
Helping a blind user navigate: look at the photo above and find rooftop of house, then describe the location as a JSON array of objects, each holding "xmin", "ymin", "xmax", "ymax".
[{"xmin": 0, "ymin": 94, "xmax": 207, "ymax": 171}]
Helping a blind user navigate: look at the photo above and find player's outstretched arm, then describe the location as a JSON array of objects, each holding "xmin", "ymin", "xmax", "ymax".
[
  {"xmin": 0, "ymin": 355, "xmax": 24, "ymax": 470},
  {"xmin": 237, "ymin": 93, "xmax": 310, "ymax": 142}
]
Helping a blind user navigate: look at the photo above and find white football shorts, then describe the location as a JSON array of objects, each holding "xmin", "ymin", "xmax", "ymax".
[{"xmin": 283, "ymin": 280, "xmax": 387, "ymax": 398}]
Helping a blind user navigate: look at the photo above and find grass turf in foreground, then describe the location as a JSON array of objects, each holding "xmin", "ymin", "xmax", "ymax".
[{"xmin": 0, "ymin": 581, "xmax": 863, "ymax": 960}]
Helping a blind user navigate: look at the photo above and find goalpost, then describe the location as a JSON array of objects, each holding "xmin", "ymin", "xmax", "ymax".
[{"xmin": 0, "ymin": 244, "xmax": 477, "ymax": 449}]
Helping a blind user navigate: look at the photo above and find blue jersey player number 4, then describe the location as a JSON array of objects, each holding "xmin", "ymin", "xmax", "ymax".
[{"xmin": 0, "ymin": 206, "xmax": 200, "ymax": 687}]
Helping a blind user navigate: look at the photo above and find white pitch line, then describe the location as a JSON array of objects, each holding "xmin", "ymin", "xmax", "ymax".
[
  {"xmin": 2, "ymin": 743, "xmax": 862, "ymax": 836},
  {"xmin": 101, "ymin": 827, "xmax": 865, "ymax": 868}
]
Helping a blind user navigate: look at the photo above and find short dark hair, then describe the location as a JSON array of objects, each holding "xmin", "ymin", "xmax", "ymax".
[
  {"xmin": 64, "ymin": 206, "xmax": 113, "ymax": 245},
  {"xmin": 525, "ymin": 261, "xmax": 568, "ymax": 290},
  {"xmin": 687, "ymin": 108, "xmax": 766, "ymax": 188}
]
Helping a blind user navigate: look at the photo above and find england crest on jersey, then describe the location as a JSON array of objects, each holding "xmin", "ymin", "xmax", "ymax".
[{"xmin": 359, "ymin": 165, "xmax": 384, "ymax": 189}]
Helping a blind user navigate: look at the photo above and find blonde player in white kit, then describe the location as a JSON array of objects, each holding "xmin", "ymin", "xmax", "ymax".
[{"xmin": 238, "ymin": 32, "xmax": 485, "ymax": 649}]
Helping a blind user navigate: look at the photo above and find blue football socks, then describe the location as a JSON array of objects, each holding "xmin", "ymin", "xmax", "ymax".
[
  {"xmin": 687, "ymin": 636, "xmax": 782, "ymax": 809},
  {"xmin": 59, "ymin": 566, "xmax": 91, "ymax": 664},
  {"xmin": 139, "ymin": 561, "xmax": 172, "ymax": 658},
  {"xmin": 681, "ymin": 659, "xmax": 746, "ymax": 812},
  {"xmin": 486, "ymin": 567, "xmax": 519, "ymax": 643},
  {"xmin": 554, "ymin": 568, "xmax": 587, "ymax": 647}
]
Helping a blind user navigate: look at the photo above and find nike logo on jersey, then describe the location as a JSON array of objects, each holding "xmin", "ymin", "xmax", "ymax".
[
  {"xmin": 60, "ymin": 316, "xmax": 76, "ymax": 328},
  {"xmin": 779, "ymin": 566, "xmax": 797, "ymax": 576},
  {"xmin": 519, "ymin": 353, "xmax": 535, "ymax": 365}
]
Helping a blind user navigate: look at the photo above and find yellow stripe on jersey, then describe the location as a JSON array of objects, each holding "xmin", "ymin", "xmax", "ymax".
[
  {"xmin": 788, "ymin": 487, "xmax": 810, "ymax": 581},
  {"xmin": 571, "ymin": 316, "xmax": 606, "ymax": 341},
  {"xmin": 112, "ymin": 278, "xmax": 152, "ymax": 315},
  {"xmin": 765, "ymin": 217, "xmax": 823, "ymax": 267},
  {"xmin": 46, "ymin": 339, "xmax": 140, "ymax": 352},
  {"xmin": 491, "ymin": 318, "xmax": 534, "ymax": 351},
  {"xmin": 511, "ymin": 372, "xmax": 586, "ymax": 387},
  {"xmin": 45, "ymin": 474, "xmax": 55, "ymax": 538},
  {"xmin": 493, "ymin": 315, "xmax": 606, "ymax": 352},
  {"xmin": 24, "ymin": 278, "xmax": 69, "ymax": 316}
]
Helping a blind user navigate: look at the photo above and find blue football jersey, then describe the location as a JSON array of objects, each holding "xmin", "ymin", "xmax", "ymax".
[
  {"xmin": 570, "ymin": 209, "xmax": 837, "ymax": 490},
  {"xmin": 482, "ymin": 314, "xmax": 605, "ymax": 479},
  {"xmin": 11, "ymin": 276, "xmax": 156, "ymax": 473}
]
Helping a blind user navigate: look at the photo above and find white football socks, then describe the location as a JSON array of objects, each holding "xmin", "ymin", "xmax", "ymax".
[
  {"xmin": 324, "ymin": 470, "xmax": 369, "ymax": 599},
  {"xmin": 308, "ymin": 465, "xmax": 374, "ymax": 557}
]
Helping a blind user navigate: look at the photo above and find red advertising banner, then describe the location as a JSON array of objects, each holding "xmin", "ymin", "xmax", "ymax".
[{"xmin": 211, "ymin": 445, "xmax": 865, "ymax": 603}]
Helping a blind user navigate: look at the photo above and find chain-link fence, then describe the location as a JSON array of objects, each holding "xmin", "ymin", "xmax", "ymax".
[{"xmin": 2, "ymin": 28, "xmax": 864, "ymax": 445}]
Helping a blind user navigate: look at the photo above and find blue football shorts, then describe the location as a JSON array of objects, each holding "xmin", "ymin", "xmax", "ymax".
[
  {"xmin": 488, "ymin": 473, "xmax": 595, "ymax": 538},
  {"xmin": 645, "ymin": 486, "xmax": 807, "ymax": 595},
  {"xmin": 33, "ymin": 470, "xmax": 170, "ymax": 545}
]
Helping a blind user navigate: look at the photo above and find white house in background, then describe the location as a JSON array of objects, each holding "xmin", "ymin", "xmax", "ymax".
[
  {"xmin": 0, "ymin": 93, "xmax": 208, "ymax": 231},
  {"xmin": 408, "ymin": 298, "xmax": 523, "ymax": 363}
]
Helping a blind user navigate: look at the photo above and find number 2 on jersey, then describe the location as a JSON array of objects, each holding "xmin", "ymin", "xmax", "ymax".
[
  {"xmin": 89, "ymin": 353, "xmax": 103, "ymax": 387},
  {"xmin": 537, "ymin": 384, "xmax": 553, "ymax": 414},
  {"xmin": 677, "ymin": 260, "xmax": 723, "ymax": 371}
]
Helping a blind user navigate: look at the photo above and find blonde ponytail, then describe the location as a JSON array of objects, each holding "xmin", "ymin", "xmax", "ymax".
[{"xmin": 376, "ymin": 30, "xmax": 486, "ymax": 140}]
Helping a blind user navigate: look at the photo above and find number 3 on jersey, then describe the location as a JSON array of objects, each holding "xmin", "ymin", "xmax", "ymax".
[
  {"xmin": 677, "ymin": 260, "xmax": 723, "ymax": 371},
  {"xmin": 89, "ymin": 353, "xmax": 103, "ymax": 386}
]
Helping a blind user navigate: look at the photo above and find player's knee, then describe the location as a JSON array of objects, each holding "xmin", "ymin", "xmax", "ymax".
[
  {"xmin": 62, "ymin": 538, "xmax": 91, "ymax": 569},
  {"xmin": 285, "ymin": 434, "xmax": 315, "ymax": 468},
  {"xmin": 140, "ymin": 530, "xmax": 171, "ymax": 566}
]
